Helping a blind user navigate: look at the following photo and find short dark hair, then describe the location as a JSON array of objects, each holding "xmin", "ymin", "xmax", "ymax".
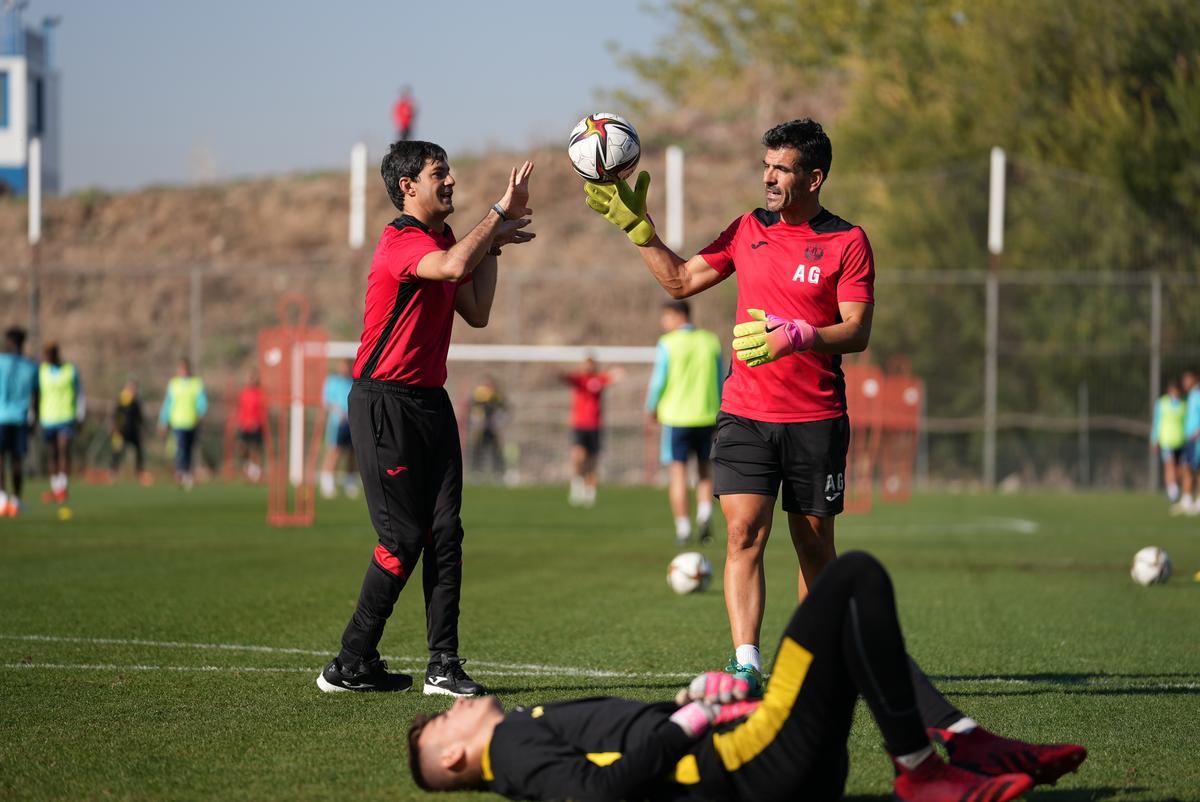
[
  {"xmin": 382, "ymin": 140, "xmax": 448, "ymax": 211},
  {"xmin": 762, "ymin": 118, "xmax": 832, "ymax": 176},
  {"xmin": 5, "ymin": 326, "xmax": 26, "ymax": 349},
  {"xmin": 407, "ymin": 713, "xmax": 436, "ymax": 792},
  {"xmin": 662, "ymin": 299, "xmax": 691, "ymax": 319}
]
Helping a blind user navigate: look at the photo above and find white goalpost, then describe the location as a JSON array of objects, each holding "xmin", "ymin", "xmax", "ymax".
[{"xmin": 288, "ymin": 343, "xmax": 660, "ymax": 487}]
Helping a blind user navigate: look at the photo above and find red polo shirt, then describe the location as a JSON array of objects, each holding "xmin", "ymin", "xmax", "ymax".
[
  {"xmin": 699, "ymin": 207, "xmax": 875, "ymax": 423},
  {"xmin": 353, "ymin": 216, "xmax": 468, "ymax": 386}
]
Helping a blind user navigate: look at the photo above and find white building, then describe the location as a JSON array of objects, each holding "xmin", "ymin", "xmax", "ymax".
[{"xmin": 0, "ymin": 1, "xmax": 60, "ymax": 194}]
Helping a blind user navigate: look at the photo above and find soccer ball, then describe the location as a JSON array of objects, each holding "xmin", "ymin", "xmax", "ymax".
[
  {"xmin": 1130, "ymin": 546, "xmax": 1172, "ymax": 586},
  {"xmin": 668, "ymin": 552, "xmax": 713, "ymax": 595},
  {"xmin": 567, "ymin": 112, "xmax": 641, "ymax": 182}
]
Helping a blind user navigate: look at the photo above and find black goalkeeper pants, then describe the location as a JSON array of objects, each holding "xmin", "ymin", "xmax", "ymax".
[
  {"xmin": 689, "ymin": 551, "xmax": 963, "ymax": 802},
  {"xmin": 337, "ymin": 380, "xmax": 464, "ymax": 666}
]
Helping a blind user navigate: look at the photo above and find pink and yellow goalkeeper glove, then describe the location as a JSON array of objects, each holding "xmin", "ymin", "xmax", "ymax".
[
  {"xmin": 583, "ymin": 171, "xmax": 656, "ymax": 246},
  {"xmin": 668, "ymin": 672, "xmax": 761, "ymax": 738},
  {"xmin": 732, "ymin": 308, "xmax": 816, "ymax": 367}
]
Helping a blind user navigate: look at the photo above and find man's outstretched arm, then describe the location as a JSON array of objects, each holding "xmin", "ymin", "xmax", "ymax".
[{"xmin": 584, "ymin": 172, "xmax": 727, "ymax": 299}]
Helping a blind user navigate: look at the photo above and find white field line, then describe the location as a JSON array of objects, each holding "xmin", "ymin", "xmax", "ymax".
[
  {"xmin": 1, "ymin": 662, "xmax": 677, "ymax": 679},
  {"xmin": 0, "ymin": 634, "xmax": 696, "ymax": 680},
  {"xmin": 5, "ymin": 662, "xmax": 1197, "ymax": 690},
  {"xmin": 845, "ymin": 517, "xmax": 1041, "ymax": 536}
]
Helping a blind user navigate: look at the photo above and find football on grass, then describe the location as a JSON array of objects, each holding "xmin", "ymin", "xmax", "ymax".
[
  {"xmin": 567, "ymin": 112, "xmax": 641, "ymax": 182},
  {"xmin": 668, "ymin": 552, "xmax": 713, "ymax": 595},
  {"xmin": 1130, "ymin": 546, "xmax": 1171, "ymax": 586}
]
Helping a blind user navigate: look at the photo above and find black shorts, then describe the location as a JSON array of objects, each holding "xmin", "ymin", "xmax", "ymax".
[
  {"xmin": 237, "ymin": 428, "xmax": 264, "ymax": 446},
  {"xmin": 712, "ymin": 412, "xmax": 850, "ymax": 517},
  {"xmin": 572, "ymin": 428, "xmax": 602, "ymax": 456},
  {"xmin": 0, "ymin": 423, "xmax": 29, "ymax": 457}
]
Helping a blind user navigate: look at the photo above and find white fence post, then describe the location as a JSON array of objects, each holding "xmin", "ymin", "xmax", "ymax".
[
  {"xmin": 349, "ymin": 142, "xmax": 368, "ymax": 249},
  {"xmin": 665, "ymin": 145, "xmax": 684, "ymax": 250}
]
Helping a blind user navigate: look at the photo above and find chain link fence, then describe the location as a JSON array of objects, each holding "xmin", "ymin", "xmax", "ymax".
[{"xmin": 3, "ymin": 261, "xmax": 1197, "ymax": 489}]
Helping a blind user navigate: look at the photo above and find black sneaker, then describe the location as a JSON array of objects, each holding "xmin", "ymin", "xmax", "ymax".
[
  {"xmin": 316, "ymin": 657, "xmax": 413, "ymax": 693},
  {"xmin": 424, "ymin": 655, "xmax": 487, "ymax": 697},
  {"xmin": 697, "ymin": 517, "xmax": 713, "ymax": 545}
]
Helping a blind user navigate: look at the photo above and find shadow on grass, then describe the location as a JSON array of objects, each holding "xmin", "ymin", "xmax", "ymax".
[
  {"xmin": 931, "ymin": 673, "xmax": 1199, "ymax": 697},
  {"xmin": 1030, "ymin": 787, "xmax": 1147, "ymax": 801},
  {"xmin": 845, "ymin": 788, "xmax": 1141, "ymax": 802},
  {"xmin": 488, "ymin": 680, "xmax": 685, "ymax": 695}
]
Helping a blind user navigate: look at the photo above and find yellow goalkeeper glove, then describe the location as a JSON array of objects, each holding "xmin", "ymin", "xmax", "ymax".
[{"xmin": 583, "ymin": 171, "xmax": 656, "ymax": 246}]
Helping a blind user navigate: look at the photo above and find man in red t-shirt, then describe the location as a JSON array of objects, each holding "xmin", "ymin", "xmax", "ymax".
[
  {"xmin": 234, "ymin": 371, "xmax": 267, "ymax": 482},
  {"xmin": 393, "ymin": 87, "xmax": 416, "ymax": 141},
  {"xmin": 560, "ymin": 356, "xmax": 623, "ymax": 507},
  {"xmin": 584, "ymin": 119, "xmax": 873, "ymax": 693},
  {"xmin": 317, "ymin": 140, "xmax": 535, "ymax": 697}
]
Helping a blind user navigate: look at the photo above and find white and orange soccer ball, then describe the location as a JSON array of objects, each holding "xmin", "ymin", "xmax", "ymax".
[
  {"xmin": 668, "ymin": 552, "xmax": 713, "ymax": 595},
  {"xmin": 567, "ymin": 112, "xmax": 641, "ymax": 183},
  {"xmin": 1130, "ymin": 546, "xmax": 1172, "ymax": 586}
]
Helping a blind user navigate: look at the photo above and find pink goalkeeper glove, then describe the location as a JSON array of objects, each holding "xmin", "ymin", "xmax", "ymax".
[
  {"xmin": 675, "ymin": 671, "xmax": 751, "ymax": 706},
  {"xmin": 732, "ymin": 308, "xmax": 816, "ymax": 367},
  {"xmin": 669, "ymin": 700, "xmax": 719, "ymax": 739},
  {"xmin": 668, "ymin": 672, "xmax": 760, "ymax": 738}
]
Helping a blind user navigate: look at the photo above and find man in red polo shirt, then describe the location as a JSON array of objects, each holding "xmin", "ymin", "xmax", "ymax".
[
  {"xmin": 584, "ymin": 119, "xmax": 872, "ymax": 694},
  {"xmin": 318, "ymin": 140, "xmax": 534, "ymax": 696}
]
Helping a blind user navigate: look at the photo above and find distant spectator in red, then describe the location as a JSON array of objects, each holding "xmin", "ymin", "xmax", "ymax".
[
  {"xmin": 393, "ymin": 87, "xmax": 416, "ymax": 142},
  {"xmin": 560, "ymin": 355, "xmax": 624, "ymax": 507},
  {"xmin": 235, "ymin": 370, "xmax": 267, "ymax": 482}
]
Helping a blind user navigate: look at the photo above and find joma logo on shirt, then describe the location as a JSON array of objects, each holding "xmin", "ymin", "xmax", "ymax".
[{"xmin": 792, "ymin": 264, "xmax": 822, "ymax": 284}]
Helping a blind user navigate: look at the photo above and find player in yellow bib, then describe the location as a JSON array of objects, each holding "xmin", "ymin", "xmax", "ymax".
[
  {"xmin": 158, "ymin": 359, "xmax": 208, "ymax": 490},
  {"xmin": 646, "ymin": 300, "xmax": 724, "ymax": 544},
  {"xmin": 38, "ymin": 343, "xmax": 85, "ymax": 504},
  {"xmin": 1151, "ymin": 379, "xmax": 1188, "ymax": 508}
]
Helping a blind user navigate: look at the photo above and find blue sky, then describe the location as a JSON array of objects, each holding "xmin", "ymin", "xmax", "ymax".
[{"xmin": 32, "ymin": 0, "xmax": 670, "ymax": 192}]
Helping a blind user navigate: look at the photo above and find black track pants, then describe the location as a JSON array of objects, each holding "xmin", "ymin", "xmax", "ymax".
[
  {"xmin": 693, "ymin": 551, "xmax": 937, "ymax": 802},
  {"xmin": 337, "ymin": 379, "xmax": 464, "ymax": 665}
]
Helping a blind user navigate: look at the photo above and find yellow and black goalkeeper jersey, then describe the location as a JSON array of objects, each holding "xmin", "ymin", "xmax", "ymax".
[{"xmin": 483, "ymin": 697, "xmax": 707, "ymax": 802}]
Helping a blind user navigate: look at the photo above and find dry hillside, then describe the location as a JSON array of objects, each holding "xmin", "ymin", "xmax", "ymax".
[{"xmin": 0, "ymin": 141, "xmax": 771, "ymax": 410}]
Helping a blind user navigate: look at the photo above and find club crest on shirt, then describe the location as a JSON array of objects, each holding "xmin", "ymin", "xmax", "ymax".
[{"xmin": 805, "ymin": 245, "xmax": 825, "ymax": 261}]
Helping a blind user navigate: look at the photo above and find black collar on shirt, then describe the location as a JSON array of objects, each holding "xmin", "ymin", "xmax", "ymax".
[{"xmin": 390, "ymin": 214, "xmax": 454, "ymax": 239}]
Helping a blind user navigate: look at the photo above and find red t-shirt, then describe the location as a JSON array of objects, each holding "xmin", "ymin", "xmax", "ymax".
[
  {"xmin": 699, "ymin": 208, "xmax": 875, "ymax": 423},
  {"xmin": 236, "ymin": 385, "xmax": 266, "ymax": 431},
  {"xmin": 353, "ymin": 216, "xmax": 467, "ymax": 386},
  {"xmin": 563, "ymin": 371, "xmax": 611, "ymax": 430}
]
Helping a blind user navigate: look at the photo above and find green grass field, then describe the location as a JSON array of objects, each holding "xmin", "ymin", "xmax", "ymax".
[{"xmin": 1, "ymin": 482, "xmax": 1198, "ymax": 801}]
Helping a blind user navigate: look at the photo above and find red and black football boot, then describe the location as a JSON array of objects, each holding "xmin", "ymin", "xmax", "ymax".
[
  {"xmin": 930, "ymin": 726, "xmax": 1087, "ymax": 786},
  {"xmin": 894, "ymin": 753, "xmax": 1033, "ymax": 802}
]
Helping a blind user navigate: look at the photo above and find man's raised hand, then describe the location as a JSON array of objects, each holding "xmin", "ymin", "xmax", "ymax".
[
  {"xmin": 492, "ymin": 217, "xmax": 535, "ymax": 254},
  {"xmin": 498, "ymin": 160, "xmax": 534, "ymax": 219}
]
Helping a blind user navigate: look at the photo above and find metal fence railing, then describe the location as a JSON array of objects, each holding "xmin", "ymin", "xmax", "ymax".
[{"xmin": 1, "ymin": 264, "xmax": 1196, "ymax": 489}]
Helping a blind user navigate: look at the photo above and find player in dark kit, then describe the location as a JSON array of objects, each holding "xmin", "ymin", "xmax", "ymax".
[
  {"xmin": 317, "ymin": 140, "xmax": 535, "ymax": 697},
  {"xmin": 407, "ymin": 552, "xmax": 1086, "ymax": 802},
  {"xmin": 585, "ymin": 118, "xmax": 873, "ymax": 691}
]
